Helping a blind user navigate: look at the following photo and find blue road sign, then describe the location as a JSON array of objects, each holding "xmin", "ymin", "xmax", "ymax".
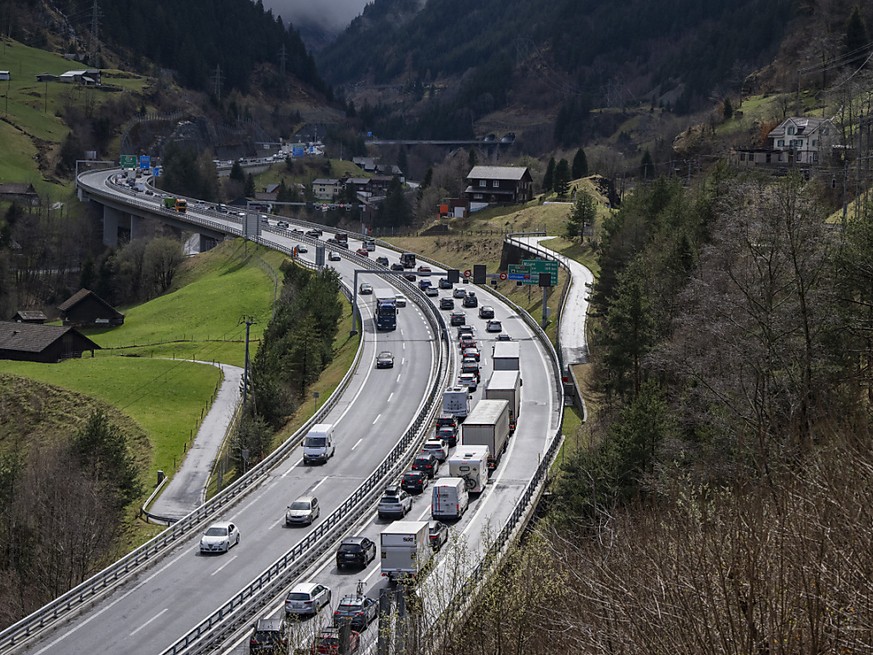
[{"xmin": 139, "ymin": 155, "xmax": 151, "ymax": 170}]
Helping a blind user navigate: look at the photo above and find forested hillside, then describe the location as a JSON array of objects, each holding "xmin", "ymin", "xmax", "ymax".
[
  {"xmin": 318, "ymin": 0, "xmax": 794, "ymax": 141},
  {"xmin": 0, "ymin": 0, "xmax": 327, "ymax": 97}
]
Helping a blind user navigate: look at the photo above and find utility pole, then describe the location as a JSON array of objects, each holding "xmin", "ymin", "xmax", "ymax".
[{"xmin": 241, "ymin": 316, "xmax": 256, "ymax": 407}]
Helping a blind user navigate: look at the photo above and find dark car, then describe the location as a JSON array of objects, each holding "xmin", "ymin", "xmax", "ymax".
[
  {"xmin": 449, "ymin": 311, "xmax": 466, "ymax": 326},
  {"xmin": 305, "ymin": 229, "xmax": 322, "ymax": 238},
  {"xmin": 376, "ymin": 256, "xmax": 389, "ymax": 266},
  {"xmin": 376, "ymin": 351, "xmax": 394, "ymax": 369},
  {"xmin": 404, "ymin": 273, "xmax": 417, "ymax": 282},
  {"xmin": 401, "ymin": 470, "xmax": 430, "ymax": 494},
  {"xmin": 463, "ymin": 293, "xmax": 478, "ymax": 308},
  {"xmin": 418, "ymin": 279, "xmax": 432, "ymax": 290},
  {"xmin": 390, "ymin": 263, "xmax": 404, "ymax": 271},
  {"xmin": 435, "ymin": 414, "xmax": 457, "ymax": 430},
  {"xmin": 438, "ymin": 277, "xmax": 453, "ymax": 289},
  {"xmin": 335, "ymin": 536, "xmax": 376, "ymax": 570},
  {"xmin": 249, "ymin": 617, "xmax": 289, "ymax": 653},
  {"xmin": 437, "ymin": 424, "xmax": 458, "ymax": 447},
  {"xmin": 333, "ymin": 595, "xmax": 378, "ymax": 632},
  {"xmin": 429, "ymin": 520, "xmax": 449, "ymax": 551},
  {"xmin": 478, "ymin": 305, "xmax": 495, "ymax": 319},
  {"xmin": 412, "ymin": 452, "xmax": 439, "ymax": 478},
  {"xmin": 440, "ymin": 297, "xmax": 455, "ymax": 310}
]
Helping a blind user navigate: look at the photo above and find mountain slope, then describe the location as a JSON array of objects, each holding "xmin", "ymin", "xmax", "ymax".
[{"xmin": 318, "ymin": 0, "xmax": 795, "ymax": 140}]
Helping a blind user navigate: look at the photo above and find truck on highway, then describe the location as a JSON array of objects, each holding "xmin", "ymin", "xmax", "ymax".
[
  {"xmin": 484, "ymin": 370, "xmax": 522, "ymax": 433},
  {"xmin": 374, "ymin": 289, "xmax": 397, "ymax": 331},
  {"xmin": 447, "ymin": 445, "xmax": 489, "ymax": 494},
  {"xmin": 380, "ymin": 520, "xmax": 431, "ymax": 584},
  {"xmin": 335, "ymin": 231, "xmax": 349, "ymax": 247},
  {"xmin": 492, "ymin": 341, "xmax": 520, "ymax": 371},
  {"xmin": 442, "ymin": 386, "xmax": 470, "ymax": 421},
  {"xmin": 162, "ymin": 196, "xmax": 187, "ymax": 213},
  {"xmin": 461, "ymin": 399, "xmax": 510, "ymax": 471}
]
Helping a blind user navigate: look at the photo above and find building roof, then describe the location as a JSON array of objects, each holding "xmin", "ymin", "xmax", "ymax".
[
  {"xmin": 0, "ymin": 183, "xmax": 38, "ymax": 195},
  {"xmin": 0, "ymin": 321, "xmax": 99, "ymax": 353},
  {"xmin": 57, "ymin": 288, "xmax": 123, "ymax": 318},
  {"xmin": 768, "ymin": 117, "xmax": 834, "ymax": 138},
  {"xmin": 13, "ymin": 310, "xmax": 48, "ymax": 322},
  {"xmin": 312, "ymin": 178, "xmax": 340, "ymax": 185},
  {"xmin": 264, "ymin": 183, "xmax": 280, "ymax": 193},
  {"xmin": 467, "ymin": 166, "xmax": 530, "ymax": 181}
]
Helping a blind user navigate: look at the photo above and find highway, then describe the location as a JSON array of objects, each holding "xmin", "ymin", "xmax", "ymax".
[{"xmin": 11, "ymin": 169, "xmax": 561, "ymax": 655}]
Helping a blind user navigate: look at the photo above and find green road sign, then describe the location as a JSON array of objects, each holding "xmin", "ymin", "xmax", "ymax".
[
  {"xmin": 522, "ymin": 259, "xmax": 558, "ymax": 286},
  {"xmin": 120, "ymin": 154, "xmax": 137, "ymax": 169}
]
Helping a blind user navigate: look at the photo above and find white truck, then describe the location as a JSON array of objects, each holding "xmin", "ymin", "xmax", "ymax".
[
  {"xmin": 461, "ymin": 399, "xmax": 510, "ymax": 471},
  {"xmin": 485, "ymin": 370, "xmax": 522, "ymax": 433},
  {"xmin": 431, "ymin": 477, "xmax": 470, "ymax": 520},
  {"xmin": 380, "ymin": 521, "xmax": 431, "ymax": 584},
  {"xmin": 492, "ymin": 341, "xmax": 520, "ymax": 371},
  {"xmin": 447, "ymin": 445, "xmax": 489, "ymax": 494},
  {"xmin": 442, "ymin": 386, "xmax": 470, "ymax": 421}
]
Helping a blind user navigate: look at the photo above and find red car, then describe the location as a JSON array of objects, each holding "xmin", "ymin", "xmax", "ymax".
[
  {"xmin": 412, "ymin": 452, "xmax": 439, "ymax": 478},
  {"xmin": 356, "ymin": 248, "xmax": 369, "ymax": 257},
  {"xmin": 312, "ymin": 627, "xmax": 360, "ymax": 654}
]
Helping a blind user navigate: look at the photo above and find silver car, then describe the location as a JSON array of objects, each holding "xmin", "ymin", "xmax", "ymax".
[
  {"xmin": 285, "ymin": 496, "xmax": 320, "ymax": 526},
  {"xmin": 285, "ymin": 583, "xmax": 331, "ymax": 616}
]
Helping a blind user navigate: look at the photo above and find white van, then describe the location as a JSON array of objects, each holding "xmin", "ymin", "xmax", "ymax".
[
  {"xmin": 302, "ymin": 423, "xmax": 335, "ymax": 465},
  {"xmin": 447, "ymin": 445, "xmax": 489, "ymax": 494},
  {"xmin": 431, "ymin": 478, "xmax": 469, "ymax": 520}
]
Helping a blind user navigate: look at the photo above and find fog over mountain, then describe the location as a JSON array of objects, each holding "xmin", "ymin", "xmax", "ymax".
[{"xmin": 262, "ymin": 0, "xmax": 366, "ymax": 33}]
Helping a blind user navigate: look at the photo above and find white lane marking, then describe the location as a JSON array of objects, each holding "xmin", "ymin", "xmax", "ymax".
[
  {"xmin": 402, "ymin": 342, "xmax": 406, "ymax": 350},
  {"xmin": 400, "ymin": 329, "xmax": 404, "ymax": 336},
  {"xmin": 281, "ymin": 457, "xmax": 304, "ymax": 478},
  {"xmin": 129, "ymin": 608, "xmax": 169, "ymax": 636},
  {"xmin": 32, "ymin": 544, "xmax": 197, "ymax": 654},
  {"xmin": 372, "ymin": 413, "xmax": 382, "ymax": 424},
  {"xmin": 361, "ymin": 564, "xmax": 383, "ymax": 584},
  {"xmin": 351, "ymin": 438, "xmax": 363, "ymax": 450},
  {"xmin": 210, "ymin": 555, "xmax": 237, "ymax": 576},
  {"xmin": 387, "ymin": 392, "xmax": 394, "ymax": 402},
  {"xmin": 401, "ymin": 358, "xmax": 405, "ymax": 365},
  {"xmin": 396, "ymin": 373, "xmax": 402, "ymax": 383},
  {"xmin": 310, "ymin": 477, "xmax": 328, "ymax": 493}
]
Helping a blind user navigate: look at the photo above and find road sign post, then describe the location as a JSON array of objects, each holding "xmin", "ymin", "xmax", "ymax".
[{"xmin": 522, "ymin": 259, "xmax": 558, "ymax": 286}]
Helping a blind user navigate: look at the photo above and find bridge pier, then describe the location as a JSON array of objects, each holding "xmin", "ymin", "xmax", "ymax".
[
  {"xmin": 130, "ymin": 214, "xmax": 146, "ymax": 241},
  {"xmin": 102, "ymin": 205, "xmax": 123, "ymax": 247}
]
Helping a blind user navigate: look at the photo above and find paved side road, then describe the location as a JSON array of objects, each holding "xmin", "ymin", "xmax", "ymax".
[
  {"xmin": 148, "ymin": 361, "xmax": 243, "ymax": 522},
  {"xmin": 513, "ymin": 236, "xmax": 595, "ymax": 367}
]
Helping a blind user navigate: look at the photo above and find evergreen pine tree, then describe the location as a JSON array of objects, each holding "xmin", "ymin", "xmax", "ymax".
[
  {"xmin": 543, "ymin": 157, "xmax": 556, "ymax": 193},
  {"xmin": 554, "ymin": 159, "xmax": 571, "ymax": 197},
  {"xmin": 640, "ymin": 150, "xmax": 655, "ymax": 180},
  {"xmin": 844, "ymin": 7, "xmax": 870, "ymax": 68},
  {"xmin": 572, "ymin": 148, "xmax": 589, "ymax": 179}
]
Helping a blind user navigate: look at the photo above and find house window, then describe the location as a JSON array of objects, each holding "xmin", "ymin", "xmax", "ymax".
[
  {"xmin": 740, "ymin": 152, "xmax": 747, "ymax": 161},
  {"xmin": 479, "ymin": 180, "xmax": 486, "ymax": 187},
  {"xmin": 493, "ymin": 180, "xmax": 500, "ymax": 188},
  {"xmin": 812, "ymin": 140, "xmax": 817, "ymax": 146},
  {"xmin": 474, "ymin": 193, "xmax": 483, "ymax": 200},
  {"xmin": 788, "ymin": 126, "xmax": 795, "ymax": 135},
  {"xmin": 778, "ymin": 140, "xmax": 784, "ymax": 147}
]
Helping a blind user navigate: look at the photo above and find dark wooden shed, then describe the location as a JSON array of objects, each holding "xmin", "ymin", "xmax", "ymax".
[
  {"xmin": 0, "ymin": 322, "xmax": 100, "ymax": 363},
  {"xmin": 57, "ymin": 289, "xmax": 124, "ymax": 327}
]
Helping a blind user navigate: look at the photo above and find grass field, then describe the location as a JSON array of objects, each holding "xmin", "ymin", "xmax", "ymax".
[
  {"xmin": 0, "ymin": 357, "xmax": 220, "ymax": 476},
  {"xmin": 86, "ymin": 240, "xmax": 287, "ymax": 367},
  {"xmin": 0, "ymin": 36, "xmax": 149, "ymax": 199}
]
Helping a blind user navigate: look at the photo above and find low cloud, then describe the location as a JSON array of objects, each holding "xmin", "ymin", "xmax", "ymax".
[{"xmin": 262, "ymin": 0, "xmax": 367, "ymax": 33}]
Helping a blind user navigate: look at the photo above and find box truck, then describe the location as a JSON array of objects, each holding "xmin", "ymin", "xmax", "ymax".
[
  {"xmin": 442, "ymin": 386, "xmax": 470, "ymax": 421},
  {"xmin": 461, "ymin": 399, "xmax": 510, "ymax": 470},
  {"xmin": 374, "ymin": 289, "xmax": 397, "ymax": 331},
  {"xmin": 492, "ymin": 341, "xmax": 520, "ymax": 371},
  {"xmin": 380, "ymin": 521, "xmax": 431, "ymax": 584},
  {"xmin": 447, "ymin": 445, "xmax": 489, "ymax": 494},
  {"xmin": 485, "ymin": 370, "xmax": 522, "ymax": 433},
  {"xmin": 431, "ymin": 477, "xmax": 470, "ymax": 520}
]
